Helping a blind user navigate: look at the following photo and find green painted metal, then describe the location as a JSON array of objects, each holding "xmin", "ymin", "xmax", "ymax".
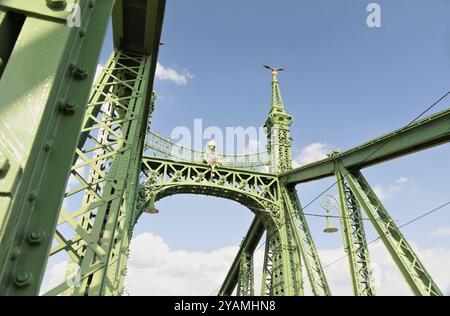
[
  {"xmin": 44, "ymin": 49, "xmax": 157, "ymax": 296},
  {"xmin": 112, "ymin": 0, "xmax": 166, "ymax": 55},
  {"xmin": 264, "ymin": 69, "xmax": 293, "ymax": 174},
  {"xmin": 0, "ymin": 0, "xmax": 115, "ymax": 295},
  {"xmin": 218, "ymin": 217, "xmax": 264, "ymax": 296},
  {"xmin": 145, "ymin": 130, "xmax": 271, "ymax": 172},
  {"xmin": 0, "ymin": 0, "xmax": 447, "ymax": 297},
  {"xmin": 218, "ymin": 71, "xmax": 320, "ymax": 296},
  {"xmin": 236, "ymin": 252, "xmax": 254, "ymax": 296},
  {"xmin": 283, "ymin": 108, "xmax": 450, "ymax": 185},
  {"xmin": 282, "ymin": 187, "xmax": 331, "ymax": 296},
  {"xmin": 341, "ymin": 167, "xmax": 443, "ymax": 296},
  {"xmin": 137, "ymin": 155, "xmax": 302, "ymax": 295},
  {"xmin": 335, "ymin": 162, "xmax": 375, "ymax": 296},
  {"xmin": 281, "ymin": 194, "xmax": 304, "ymax": 296},
  {"xmin": 260, "ymin": 234, "xmax": 273, "ymax": 295}
]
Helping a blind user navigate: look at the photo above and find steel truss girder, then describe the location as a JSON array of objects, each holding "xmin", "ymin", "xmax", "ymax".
[
  {"xmin": 219, "ymin": 217, "xmax": 264, "ymax": 296},
  {"xmin": 139, "ymin": 158, "xmax": 301, "ymax": 296},
  {"xmin": 260, "ymin": 233, "xmax": 273, "ymax": 296},
  {"xmin": 44, "ymin": 50, "xmax": 154, "ymax": 296},
  {"xmin": 0, "ymin": 0, "xmax": 114, "ymax": 295},
  {"xmin": 139, "ymin": 157, "xmax": 281, "ymax": 216},
  {"xmin": 281, "ymin": 193, "xmax": 304, "ymax": 296},
  {"xmin": 335, "ymin": 162, "xmax": 375, "ymax": 296},
  {"xmin": 236, "ymin": 251, "xmax": 254, "ymax": 296},
  {"xmin": 283, "ymin": 108, "xmax": 450, "ymax": 185},
  {"xmin": 339, "ymin": 165, "xmax": 443, "ymax": 296},
  {"xmin": 282, "ymin": 187, "xmax": 331, "ymax": 296}
]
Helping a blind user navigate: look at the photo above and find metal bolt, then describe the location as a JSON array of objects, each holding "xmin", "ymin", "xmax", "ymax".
[
  {"xmin": 59, "ymin": 101, "xmax": 78, "ymax": 115},
  {"xmin": 28, "ymin": 192, "xmax": 37, "ymax": 202},
  {"xmin": 0, "ymin": 152, "xmax": 10, "ymax": 175},
  {"xmin": 46, "ymin": 0, "xmax": 67, "ymax": 10},
  {"xmin": 88, "ymin": 0, "xmax": 95, "ymax": 9},
  {"xmin": 71, "ymin": 66, "xmax": 88, "ymax": 80},
  {"xmin": 28, "ymin": 229, "xmax": 45, "ymax": 244},
  {"xmin": 44, "ymin": 142, "xmax": 52, "ymax": 152},
  {"xmin": 10, "ymin": 246, "xmax": 21, "ymax": 261},
  {"xmin": 14, "ymin": 271, "xmax": 33, "ymax": 288},
  {"xmin": 79, "ymin": 29, "xmax": 86, "ymax": 38}
]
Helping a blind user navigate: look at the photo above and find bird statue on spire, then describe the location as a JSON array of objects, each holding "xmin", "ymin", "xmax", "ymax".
[{"xmin": 263, "ymin": 65, "xmax": 285, "ymax": 81}]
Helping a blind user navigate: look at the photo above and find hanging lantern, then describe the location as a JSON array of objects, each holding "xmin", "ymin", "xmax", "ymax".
[
  {"xmin": 143, "ymin": 195, "xmax": 159, "ymax": 214},
  {"xmin": 323, "ymin": 209, "xmax": 338, "ymax": 233},
  {"xmin": 320, "ymin": 194, "xmax": 338, "ymax": 234}
]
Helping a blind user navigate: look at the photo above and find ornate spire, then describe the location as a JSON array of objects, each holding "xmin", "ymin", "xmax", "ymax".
[
  {"xmin": 263, "ymin": 65, "xmax": 286, "ymax": 113},
  {"xmin": 263, "ymin": 65, "xmax": 293, "ymax": 174}
]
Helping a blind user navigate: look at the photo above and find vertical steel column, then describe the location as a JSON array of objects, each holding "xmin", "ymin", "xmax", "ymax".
[
  {"xmin": 261, "ymin": 206, "xmax": 298, "ymax": 296},
  {"xmin": 261, "ymin": 226, "xmax": 295, "ymax": 296},
  {"xmin": 342, "ymin": 168, "xmax": 443, "ymax": 296},
  {"xmin": 282, "ymin": 190, "xmax": 304, "ymax": 296},
  {"xmin": 260, "ymin": 234, "xmax": 273, "ymax": 296},
  {"xmin": 0, "ymin": 0, "xmax": 114, "ymax": 295},
  {"xmin": 283, "ymin": 187, "xmax": 331, "ymax": 296},
  {"xmin": 43, "ymin": 51, "xmax": 154, "ymax": 296},
  {"xmin": 236, "ymin": 252, "xmax": 254, "ymax": 296},
  {"xmin": 335, "ymin": 162, "xmax": 375, "ymax": 296}
]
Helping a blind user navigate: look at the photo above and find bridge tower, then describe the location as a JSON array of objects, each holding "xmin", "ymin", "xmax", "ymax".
[{"xmin": 264, "ymin": 67, "xmax": 293, "ymax": 174}]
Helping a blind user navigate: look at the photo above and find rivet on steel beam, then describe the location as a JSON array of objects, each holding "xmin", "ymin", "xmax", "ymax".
[
  {"xmin": 44, "ymin": 141, "xmax": 52, "ymax": 152},
  {"xmin": 71, "ymin": 66, "xmax": 88, "ymax": 80},
  {"xmin": 10, "ymin": 246, "xmax": 21, "ymax": 261},
  {"xmin": 28, "ymin": 192, "xmax": 37, "ymax": 202},
  {"xmin": 0, "ymin": 152, "xmax": 10, "ymax": 176},
  {"xmin": 46, "ymin": 0, "xmax": 67, "ymax": 10},
  {"xmin": 28, "ymin": 229, "xmax": 46, "ymax": 244},
  {"xmin": 59, "ymin": 100, "xmax": 78, "ymax": 115},
  {"xmin": 14, "ymin": 271, "xmax": 33, "ymax": 288}
]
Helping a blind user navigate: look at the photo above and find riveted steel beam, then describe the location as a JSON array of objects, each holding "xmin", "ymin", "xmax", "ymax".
[
  {"xmin": 219, "ymin": 217, "xmax": 264, "ymax": 296},
  {"xmin": 43, "ymin": 50, "xmax": 157, "ymax": 296},
  {"xmin": 282, "ymin": 108, "xmax": 450, "ymax": 185},
  {"xmin": 342, "ymin": 168, "xmax": 443, "ymax": 296},
  {"xmin": 282, "ymin": 187, "xmax": 331, "ymax": 296},
  {"xmin": 335, "ymin": 162, "xmax": 375, "ymax": 296},
  {"xmin": 0, "ymin": 0, "xmax": 75, "ymax": 23},
  {"xmin": 0, "ymin": 0, "xmax": 115, "ymax": 295},
  {"xmin": 113, "ymin": 0, "xmax": 166, "ymax": 55}
]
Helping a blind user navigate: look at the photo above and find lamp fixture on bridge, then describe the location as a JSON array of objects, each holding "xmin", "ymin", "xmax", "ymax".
[
  {"xmin": 143, "ymin": 195, "xmax": 159, "ymax": 214},
  {"xmin": 320, "ymin": 194, "xmax": 339, "ymax": 234}
]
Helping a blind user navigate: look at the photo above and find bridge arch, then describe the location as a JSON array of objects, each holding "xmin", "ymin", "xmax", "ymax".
[{"xmin": 137, "ymin": 157, "xmax": 284, "ymax": 230}]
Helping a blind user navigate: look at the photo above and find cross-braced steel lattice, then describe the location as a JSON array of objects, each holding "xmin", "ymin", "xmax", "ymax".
[{"xmin": 0, "ymin": 0, "xmax": 448, "ymax": 297}]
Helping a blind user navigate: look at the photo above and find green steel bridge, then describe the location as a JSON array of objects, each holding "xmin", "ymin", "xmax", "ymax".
[{"xmin": 0, "ymin": 0, "xmax": 449, "ymax": 296}]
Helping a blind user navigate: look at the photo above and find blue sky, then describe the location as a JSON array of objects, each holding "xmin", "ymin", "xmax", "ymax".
[
  {"xmin": 44, "ymin": 1, "xmax": 450, "ymax": 296},
  {"xmin": 127, "ymin": 0, "xmax": 450, "ymax": 248}
]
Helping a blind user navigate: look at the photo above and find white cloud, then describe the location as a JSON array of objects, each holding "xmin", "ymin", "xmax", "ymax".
[
  {"xmin": 372, "ymin": 176, "xmax": 410, "ymax": 201},
  {"xmin": 432, "ymin": 227, "xmax": 450, "ymax": 238},
  {"xmin": 294, "ymin": 143, "xmax": 332, "ymax": 167},
  {"xmin": 123, "ymin": 233, "xmax": 450, "ymax": 296},
  {"xmin": 124, "ymin": 232, "xmax": 264, "ymax": 296},
  {"xmin": 94, "ymin": 63, "xmax": 194, "ymax": 86},
  {"xmin": 40, "ymin": 260, "xmax": 69, "ymax": 295},
  {"xmin": 41, "ymin": 233, "xmax": 450, "ymax": 296},
  {"xmin": 66, "ymin": 158, "xmax": 89, "ymax": 192},
  {"xmin": 317, "ymin": 240, "xmax": 450, "ymax": 296},
  {"xmin": 156, "ymin": 63, "xmax": 194, "ymax": 85},
  {"xmin": 395, "ymin": 177, "xmax": 408, "ymax": 184},
  {"xmin": 94, "ymin": 64, "xmax": 104, "ymax": 82}
]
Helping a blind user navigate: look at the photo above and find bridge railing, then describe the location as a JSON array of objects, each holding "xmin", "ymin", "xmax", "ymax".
[{"xmin": 144, "ymin": 130, "xmax": 271, "ymax": 172}]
